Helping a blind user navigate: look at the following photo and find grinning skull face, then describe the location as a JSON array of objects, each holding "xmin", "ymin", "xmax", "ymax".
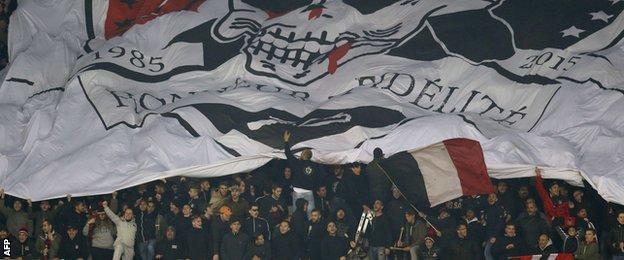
[{"xmin": 213, "ymin": 0, "xmax": 491, "ymax": 87}]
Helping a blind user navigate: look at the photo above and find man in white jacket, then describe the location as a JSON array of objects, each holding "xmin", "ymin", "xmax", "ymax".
[{"xmin": 103, "ymin": 200, "xmax": 137, "ymax": 260}]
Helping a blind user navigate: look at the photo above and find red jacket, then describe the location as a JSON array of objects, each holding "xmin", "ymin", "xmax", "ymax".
[{"xmin": 536, "ymin": 175, "xmax": 570, "ymax": 224}]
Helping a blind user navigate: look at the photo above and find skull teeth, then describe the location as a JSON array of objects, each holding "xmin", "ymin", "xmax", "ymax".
[{"xmin": 248, "ymin": 26, "xmax": 355, "ymax": 69}]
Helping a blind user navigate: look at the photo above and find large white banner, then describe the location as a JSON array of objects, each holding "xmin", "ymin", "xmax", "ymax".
[{"xmin": 0, "ymin": 0, "xmax": 623, "ymax": 204}]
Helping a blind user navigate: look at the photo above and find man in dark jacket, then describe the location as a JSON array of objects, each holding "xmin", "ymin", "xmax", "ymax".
[
  {"xmin": 530, "ymin": 234, "xmax": 557, "ymax": 256},
  {"xmin": 243, "ymin": 203, "xmax": 271, "ymax": 241},
  {"xmin": 272, "ymin": 220, "xmax": 303, "ymax": 260},
  {"xmin": 305, "ymin": 209, "xmax": 327, "ymax": 260},
  {"xmin": 256, "ymin": 184, "xmax": 288, "ymax": 228},
  {"xmin": 211, "ymin": 206, "xmax": 232, "ymax": 260},
  {"xmin": 283, "ymin": 131, "xmax": 327, "ymax": 216},
  {"xmin": 515, "ymin": 201, "xmax": 549, "ymax": 249},
  {"xmin": 11, "ymin": 227, "xmax": 35, "ymax": 259},
  {"xmin": 483, "ymin": 193, "xmax": 507, "ymax": 260},
  {"xmin": 321, "ymin": 221, "xmax": 350, "ymax": 260},
  {"xmin": 245, "ymin": 233, "xmax": 272, "ymax": 260},
  {"xmin": 366, "ymin": 148, "xmax": 391, "ymax": 204},
  {"xmin": 135, "ymin": 199, "xmax": 159, "ymax": 260},
  {"xmin": 367, "ymin": 200, "xmax": 393, "ymax": 260},
  {"xmin": 59, "ymin": 198, "xmax": 88, "ymax": 233},
  {"xmin": 397, "ymin": 208, "xmax": 427, "ymax": 260},
  {"xmin": 386, "ymin": 186, "xmax": 409, "ymax": 240},
  {"xmin": 59, "ymin": 224, "xmax": 89, "ymax": 259},
  {"xmin": 492, "ymin": 223, "xmax": 526, "ymax": 260},
  {"xmin": 155, "ymin": 226, "xmax": 184, "ymax": 260},
  {"xmin": 290, "ymin": 198, "xmax": 309, "ymax": 242},
  {"xmin": 610, "ymin": 211, "xmax": 624, "ymax": 259},
  {"xmin": 441, "ymin": 223, "xmax": 481, "ymax": 260},
  {"xmin": 221, "ymin": 219, "xmax": 250, "ymax": 260},
  {"xmin": 187, "ymin": 216, "xmax": 210, "ymax": 260}
]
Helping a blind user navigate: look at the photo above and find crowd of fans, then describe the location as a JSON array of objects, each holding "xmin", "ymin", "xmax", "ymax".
[{"xmin": 0, "ymin": 149, "xmax": 623, "ymax": 260}]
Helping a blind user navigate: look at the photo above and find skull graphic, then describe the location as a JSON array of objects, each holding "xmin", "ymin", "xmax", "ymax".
[{"xmin": 213, "ymin": 0, "xmax": 491, "ymax": 86}]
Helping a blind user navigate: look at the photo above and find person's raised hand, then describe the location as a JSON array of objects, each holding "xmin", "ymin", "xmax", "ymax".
[{"xmin": 283, "ymin": 131, "xmax": 290, "ymax": 142}]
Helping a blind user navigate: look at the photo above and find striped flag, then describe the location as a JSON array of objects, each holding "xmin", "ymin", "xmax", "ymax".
[
  {"xmin": 512, "ymin": 253, "xmax": 573, "ymax": 260},
  {"xmin": 378, "ymin": 138, "xmax": 494, "ymax": 208}
]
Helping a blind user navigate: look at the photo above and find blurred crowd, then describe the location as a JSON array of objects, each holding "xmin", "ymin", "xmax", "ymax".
[{"xmin": 0, "ymin": 157, "xmax": 623, "ymax": 260}]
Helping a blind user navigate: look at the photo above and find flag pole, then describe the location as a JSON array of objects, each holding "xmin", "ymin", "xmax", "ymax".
[{"xmin": 372, "ymin": 161, "xmax": 441, "ymax": 234}]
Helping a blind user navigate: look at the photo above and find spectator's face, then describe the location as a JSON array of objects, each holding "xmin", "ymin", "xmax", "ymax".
[
  {"xmin": 42, "ymin": 221, "xmax": 52, "ymax": 233},
  {"xmin": 75, "ymin": 202, "xmax": 86, "ymax": 213},
  {"xmin": 405, "ymin": 213, "xmax": 415, "ymax": 223},
  {"xmin": 392, "ymin": 189, "xmax": 401, "ymax": 199},
  {"xmin": 504, "ymin": 225, "xmax": 516, "ymax": 236},
  {"xmin": 255, "ymin": 234, "xmax": 265, "ymax": 245},
  {"xmin": 230, "ymin": 221, "xmax": 241, "ymax": 233},
  {"xmin": 465, "ymin": 209, "xmax": 475, "ymax": 220},
  {"xmin": 272, "ymin": 187, "xmax": 283, "ymax": 198},
  {"xmin": 373, "ymin": 200, "xmax": 383, "ymax": 212},
  {"xmin": 567, "ymin": 227, "xmax": 577, "ymax": 237},
  {"xmin": 317, "ymin": 187, "xmax": 327, "ymax": 198},
  {"xmin": 332, "ymin": 166, "xmax": 344, "ymax": 176},
  {"xmin": 456, "ymin": 225, "xmax": 468, "ymax": 238},
  {"xmin": 249, "ymin": 206, "xmax": 260, "ymax": 217},
  {"xmin": 13, "ymin": 200, "xmax": 22, "ymax": 211},
  {"xmin": 192, "ymin": 218, "xmax": 202, "ymax": 228},
  {"xmin": 311, "ymin": 211, "xmax": 321, "ymax": 222},
  {"xmin": 350, "ymin": 165, "xmax": 361, "ymax": 175},
  {"xmin": 0, "ymin": 230, "xmax": 7, "ymax": 239},
  {"xmin": 123, "ymin": 209, "xmax": 134, "ymax": 221},
  {"xmin": 67, "ymin": 228, "xmax": 78, "ymax": 239},
  {"xmin": 18, "ymin": 232, "xmax": 27, "ymax": 242},
  {"xmin": 188, "ymin": 188, "xmax": 199, "ymax": 198},
  {"xmin": 617, "ymin": 213, "xmax": 624, "ymax": 225},
  {"xmin": 584, "ymin": 230, "xmax": 595, "ymax": 243},
  {"xmin": 200, "ymin": 181, "xmax": 210, "ymax": 191},
  {"xmin": 425, "ymin": 239, "xmax": 433, "ymax": 249},
  {"xmin": 139, "ymin": 200, "xmax": 148, "ymax": 211},
  {"xmin": 538, "ymin": 235, "xmax": 549, "ymax": 248},
  {"xmin": 219, "ymin": 185, "xmax": 229, "ymax": 196},
  {"xmin": 40, "ymin": 201, "xmax": 51, "ymax": 211},
  {"xmin": 577, "ymin": 208, "xmax": 587, "ymax": 218},
  {"xmin": 231, "ymin": 189, "xmax": 240, "ymax": 200},
  {"xmin": 327, "ymin": 222, "xmax": 337, "ymax": 235},
  {"xmin": 98, "ymin": 212, "xmax": 107, "ymax": 220},
  {"xmin": 487, "ymin": 193, "xmax": 497, "ymax": 205},
  {"xmin": 497, "ymin": 182, "xmax": 507, "ymax": 194},
  {"xmin": 518, "ymin": 186, "xmax": 529, "ymax": 198},
  {"xmin": 284, "ymin": 168, "xmax": 292, "ymax": 179},
  {"xmin": 336, "ymin": 209, "xmax": 345, "ymax": 219},
  {"xmin": 549, "ymin": 184, "xmax": 559, "ymax": 196},
  {"xmin": 169, "ymin": 202, "xmax": 178, "ymax": 212},
  {"xmin": 155, "ymin": 185, "xmax": 165, "ymax": 194},
  {"xmin": 239, "ymin": 182, "xmax": 246, "ymax": 193},
  {"xmin": 560, "ymin": 186, "xmax": 568, "ymax": 197},
  {"xmin": 182, "ymin": 205, "xmax": 192, "ymax": 215},
  {"xmin": 147, "ymin": 202, "xmax": 156, "ymax": 214},
  {"xmin": 220, "ymin": 210, "xmax": 231, "ymax": 221},
  {"xmin": 166, "ymin": 229, "xmax": 176, "ymax": 240},
  {"xmin": 573, "ymin": 190, "xmax": 583, "ymax": 202},
  {"xmin": 279, "ymin": 222, "xmax": 290, "ymax": 234},
  {"xmin": 526, "ymin": 203, "xmax": 537, "ymax": 216}
]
